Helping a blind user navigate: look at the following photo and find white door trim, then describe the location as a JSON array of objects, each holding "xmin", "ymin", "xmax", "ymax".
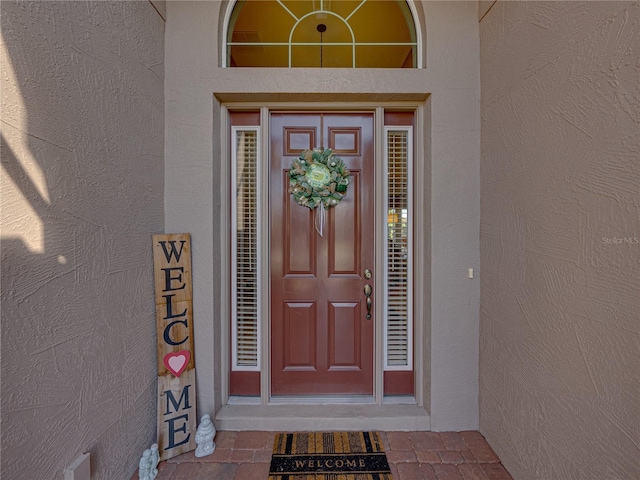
[{"xmin": 221, "ymin": 102, "xmax": 427, "ymax": 417}]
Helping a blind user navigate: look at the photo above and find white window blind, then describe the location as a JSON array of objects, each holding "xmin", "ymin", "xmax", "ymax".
[
  {"xmin": 384, "ymin": 127, "xmax": 413, "ymax": 370},
  {"xmin": 232, "ymin": 127, "xmax": 260, "ymax": 370}
]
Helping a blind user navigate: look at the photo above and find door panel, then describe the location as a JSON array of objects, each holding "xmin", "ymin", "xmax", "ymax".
[
  {"xmin": 283, "ymin": 184, "xmax": 316, "ymax": 275},
  {"xmin": 329, "ymin": 170, "xmax": 360, "ymax": 276},
  {"xmin": 271, "ymin": 112, "xmax": 375, "ymax": 395},
  {"xmin": 328, "ymin": 302, "xmax": 361, "ymax": 369},
  {"xmin": 283, "ymin": 302, "xmax": 316, "ymax": 370}
]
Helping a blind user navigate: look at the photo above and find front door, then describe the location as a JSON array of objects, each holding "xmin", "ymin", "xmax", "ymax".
[{"xmin": 270, "ymin": 112, "xmax": 375, "ymax": 395}]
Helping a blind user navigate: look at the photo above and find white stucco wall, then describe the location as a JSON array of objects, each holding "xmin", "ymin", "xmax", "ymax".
[
  {"xmin": 480, "ymin": 1, "xmax": 640, "ymax": 479},
  {"xmin": 164, "ymin": 0, "xmax": 480, "ymax": 430},
  {"xmin": 1, "ymin": 2, "xmax": 164, "ymax": 479}
]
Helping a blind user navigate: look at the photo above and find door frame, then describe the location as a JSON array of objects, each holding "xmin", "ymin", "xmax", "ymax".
[{"xmin": 220, "ymin": 102, "xmax": 427, "ymax": 408}]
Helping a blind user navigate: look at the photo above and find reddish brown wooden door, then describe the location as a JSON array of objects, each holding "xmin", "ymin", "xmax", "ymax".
[{"xmin": 270, "ymin": 112, "xmax": 375, "ymax": 395}]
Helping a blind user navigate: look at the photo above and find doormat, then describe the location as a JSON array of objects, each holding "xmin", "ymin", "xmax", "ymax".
[{"xmin": 269, "ymin": 431, "xmax": 393, "ymax": 480}]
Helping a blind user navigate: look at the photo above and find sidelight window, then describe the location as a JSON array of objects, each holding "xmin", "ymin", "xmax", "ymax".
[
  {"xmin": 384, "ymin": 126, "xmax": 413, "ymax": 370},
  {"xmin": 232, "ymin": 127, "xmax": 261, "ymax": 370}
]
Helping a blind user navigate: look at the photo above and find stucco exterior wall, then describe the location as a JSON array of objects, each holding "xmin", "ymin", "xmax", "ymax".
[
  {"xmin": 480, "ymin": 2, "xmax": 640, "ymax": 479},
  {"xmin": 1, "ymin": 2, "xmax": 164, "ymax": 479},
  {"xmin": 165, "ymin": 0, "xmax": 480, "ymax": 430}
]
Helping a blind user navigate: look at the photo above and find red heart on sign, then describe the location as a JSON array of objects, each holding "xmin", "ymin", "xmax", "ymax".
[{"xmin": 164, "ymin": 350, "xmax": 191, "ymax": 377}]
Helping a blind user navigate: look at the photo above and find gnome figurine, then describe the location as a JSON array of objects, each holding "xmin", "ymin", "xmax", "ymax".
[{"xmin": 194, "ymin": 414, "xmax": 216, "ymax": 457}]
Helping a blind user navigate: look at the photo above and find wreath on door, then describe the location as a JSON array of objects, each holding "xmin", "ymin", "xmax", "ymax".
[{"xmin": 288, "ymin": 148, "xmax": 350, "ymax": 210}]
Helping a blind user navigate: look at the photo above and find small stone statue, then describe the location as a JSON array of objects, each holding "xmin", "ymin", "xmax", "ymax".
[
  {"xmin": 194, "ymin": 414, "xmax": 216, "ymax": 457},
  {"xmin": 138, "ymin": 449, "xmax": 152, "ymax": 480},
  {"xmin": 138, "ymin": 444, "xmax": 159, "ymax": 480},
  {"xmin": 149, "ymin": 443, "xmax": 159, "ymax": 479}
]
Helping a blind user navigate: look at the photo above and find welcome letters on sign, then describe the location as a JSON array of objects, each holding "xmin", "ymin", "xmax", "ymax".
[{"xmin": 152, "ymin": 234, "xmax": 197, "ymax": 460}]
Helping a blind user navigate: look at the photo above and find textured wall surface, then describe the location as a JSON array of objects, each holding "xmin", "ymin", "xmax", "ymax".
[
  {"xmin": 1, "ymin": 2, "xmax": 164, "ymax": 479},
  {"xmin": 165, "ymin": 0, "xmax": 480, "ymax": 430},
  {"xmin": 480, "ymin": 2, "xmax": 640, "ymax": 479}
]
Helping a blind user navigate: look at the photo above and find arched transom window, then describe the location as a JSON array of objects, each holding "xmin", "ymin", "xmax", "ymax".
[{"xmin": 226, "ymin": 0, "xmax": 418, "ymax": 68}]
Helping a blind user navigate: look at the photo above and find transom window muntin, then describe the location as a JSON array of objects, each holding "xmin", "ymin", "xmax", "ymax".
[{"xmin": 226, "ymin": 0, "xmax": 418, "ymax": 68}]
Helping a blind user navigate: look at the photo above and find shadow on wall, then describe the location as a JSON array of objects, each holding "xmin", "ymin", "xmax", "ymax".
[{"xmin": 1, "ymin": 2, "xmax": 164, "ymax": 478}]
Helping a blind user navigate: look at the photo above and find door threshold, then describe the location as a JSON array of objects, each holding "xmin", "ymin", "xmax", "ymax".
[
  {"xmin": 227, "ymin": 395, "xmax": 418, "ymax": 406},
  {"xmin": 215, "ymin": 403, "xmax": 431, "ymax": 431},
  {"xmin": 268, "ymin": 395, "xmax": 376, "ymax": 405}
]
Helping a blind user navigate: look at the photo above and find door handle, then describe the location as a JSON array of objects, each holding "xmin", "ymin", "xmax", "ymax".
[{"xmin": 364, "ymin": 284, "xmax": 373, "ymax": 320}]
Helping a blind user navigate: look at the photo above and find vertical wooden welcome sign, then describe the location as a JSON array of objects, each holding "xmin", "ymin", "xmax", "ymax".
[{"xmin": 152, "ymin": 233, "xmax": 197, "ymax": 461}]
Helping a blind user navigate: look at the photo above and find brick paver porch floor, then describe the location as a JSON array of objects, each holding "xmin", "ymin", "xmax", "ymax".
[{"xmin": 131, "ymin": 430, "xmax": 513, "ymax": 480}]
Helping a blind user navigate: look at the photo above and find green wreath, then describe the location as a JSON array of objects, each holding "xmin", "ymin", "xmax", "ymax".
[{"xmin": 288, "ymin": 148, "xmax": 350, "ymax": 210}]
